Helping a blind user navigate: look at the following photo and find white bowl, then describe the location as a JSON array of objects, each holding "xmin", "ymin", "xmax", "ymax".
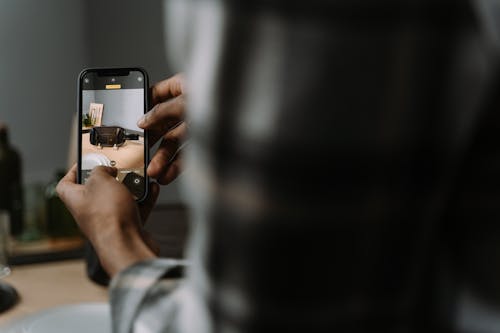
[
  {"xmin": 3, "ymin": 303, "xmax": 110, "ymax": 333},
  {"xmin": 81, "ymin": 153, "xmax": 111, "ymax": 170}
]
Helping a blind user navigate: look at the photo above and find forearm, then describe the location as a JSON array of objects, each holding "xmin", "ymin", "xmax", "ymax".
[{"xmin": 89, "ymin": 219, "xmax": 156, "ymax": 277}]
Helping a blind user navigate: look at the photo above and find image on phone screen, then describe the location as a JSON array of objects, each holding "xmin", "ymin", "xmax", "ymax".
[{"xmin": 78, "ymin": 68, "xmax": 148, "ymax": 201}]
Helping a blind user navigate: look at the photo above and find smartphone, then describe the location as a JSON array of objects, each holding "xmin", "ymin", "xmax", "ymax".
[{"xmin": 77, "ymin": 67, "xmax": 149, "ymax": 202}]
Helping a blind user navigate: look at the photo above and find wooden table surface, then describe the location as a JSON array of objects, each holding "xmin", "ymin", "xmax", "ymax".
[{"xmin": 0, "ymin": 260, "xmax": 108, "ymax": 327}]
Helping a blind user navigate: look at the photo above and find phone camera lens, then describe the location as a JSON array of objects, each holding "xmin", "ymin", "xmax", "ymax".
[
  {"xmin": 137, "ymin": 77, "xmax": 143, "ymax": 82},
  {"xmin": 84, "ymin": 78, "xmax": 89, "ymax": 84}
]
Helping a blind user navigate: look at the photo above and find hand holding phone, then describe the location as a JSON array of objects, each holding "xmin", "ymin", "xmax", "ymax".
[
  {"xmin": 136, "ymin": 73, "xmax": 187, "ymax": 186},
  {"xmin": 63, "ymin": 71, "xmax": 187, "ymax": 284},
  {"xmin": 78, "ymin": 68, "xmax": 149, "ymax": 202}
]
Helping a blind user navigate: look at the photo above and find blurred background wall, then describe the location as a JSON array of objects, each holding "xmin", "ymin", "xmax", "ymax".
[{"xmin": 0, "ymin": 0, "xmax": 182, "ymax": 204}]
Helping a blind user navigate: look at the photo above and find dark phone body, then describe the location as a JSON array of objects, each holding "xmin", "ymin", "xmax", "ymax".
[{"xmin": 77, "ymin": 67, "xmax": 149, "ymax": 203}]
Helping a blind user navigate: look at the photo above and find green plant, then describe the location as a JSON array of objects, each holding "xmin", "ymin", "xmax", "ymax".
[{"xmin": 82, "ymin": 113, "xmax": 92, "ymax": 127}]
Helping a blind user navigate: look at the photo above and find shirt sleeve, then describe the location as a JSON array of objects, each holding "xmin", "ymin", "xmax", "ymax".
[{"xmin": 109, "ymin": 258, "xmax": 188, "ymax": 333}]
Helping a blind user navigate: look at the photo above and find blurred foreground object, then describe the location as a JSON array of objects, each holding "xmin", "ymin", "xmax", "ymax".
[
  {"xmin": 166, "ymin": 0, "xmax": 500, "ymax": 332},
  {"xmin": 0, "ymin": 124, "xmax": 23, "ymax": 236},
  {"xmin": 0, "ymin": 210, "xmax": 18, "ymax": 314},
  {"xmin": 105, "ymin": 1, "xmax": 500, "ymax": 332},
  {"xmin": 0, "ymin": 211, "xmax": 11, "ymax": 278},
  {"xmin": 19, "ymin": 184, "xmax": 45, "ymax": 242}
]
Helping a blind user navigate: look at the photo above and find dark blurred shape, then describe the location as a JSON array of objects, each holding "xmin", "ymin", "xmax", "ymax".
[
  {"xmin": 86, "ymin": 242, "xmax": 110, "ymax": 286},
  {"xmin": 0, "ymin": 281, "xmax": 18, "ymax": 313},
  {"xmin": 165, "ymin": 0, "xmax": 500, "ymax": 331},
  {"xmin": 0, "ymin": 124, "xmax": 23, "ymax": 236},
  {"xmin": 145, "ymin": 204, "xmax": 190, "ymax": 259}
]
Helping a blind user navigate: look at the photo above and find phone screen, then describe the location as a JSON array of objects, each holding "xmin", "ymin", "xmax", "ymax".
[{"xmin": 78, "ymin": 68, "xmax": 148, "ymax": 201}]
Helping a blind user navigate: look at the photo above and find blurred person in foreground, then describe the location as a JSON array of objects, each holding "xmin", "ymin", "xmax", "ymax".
[{"xmin": 57, "ymin": 1, "xmax": 500, "ymax": 332}]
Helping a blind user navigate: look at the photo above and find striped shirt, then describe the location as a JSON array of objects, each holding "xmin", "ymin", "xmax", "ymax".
[{"xmin": 110, "ymin": 1, "xmax": 500, "ymax": 332}]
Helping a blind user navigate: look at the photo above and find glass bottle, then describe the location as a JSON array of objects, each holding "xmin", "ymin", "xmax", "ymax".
[{"xmin": 0, "ymin": 124, "xmax": 23, "ymax": 236}]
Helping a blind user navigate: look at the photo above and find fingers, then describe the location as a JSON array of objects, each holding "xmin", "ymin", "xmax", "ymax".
[
  {"xmin": 62, "ymin": 164, "xmax": 78, "ymax": 183},
  {"xmin": 138, "ymin": 95, "xmax": 185, "ymax": 137},
  {"xmin": 140, "ymin": 73, "xmax": 187, "ymax": 186},
  {"xmin": 56, "ymin": 164, "xmax": 80, "ymax": 202},
  {"xmin": 139, "ymin": 182, "xmax": 160, "ymax": 222},
  {"xmin": 57, "ymin": 166, "xmax": 117, "ymax": 203},
  {"xmin": 156, "ymin": 153, "xmax": 183, "ymax": 185},
  {"xmin": 165, "ymin": 121, "xmax": 188, "ymax": 143},
  {"xmin": 90, "ymin": 166, "xmax": 118, "ymax": 178},
  {"xmin": 56, "ymin": 165, "xmax": 86, "ymax": 218},
  {"xmin": 148, "ymin": 137, "xmax": 180, "ymax": 178},
  {"xmin": 150, "ymin": 73, "xmax": 185, "ymax": 105},
  {"xmin": 147, "ymin": 121, "xmax": 187, "ymax": 177}
]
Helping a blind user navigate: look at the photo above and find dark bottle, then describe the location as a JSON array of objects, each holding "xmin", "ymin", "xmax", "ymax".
[
  {"xmin": 0, "ymin": 124, "xmax": 23, "ymax": 236},
  {"xmin": 45, "ymin": 170, "xmax": 80, "ymax": 238}
]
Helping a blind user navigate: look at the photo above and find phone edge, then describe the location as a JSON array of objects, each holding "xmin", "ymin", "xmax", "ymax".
[{"xmin": 76, "ymin": 67, "xmax": 150, "ymax": 202}]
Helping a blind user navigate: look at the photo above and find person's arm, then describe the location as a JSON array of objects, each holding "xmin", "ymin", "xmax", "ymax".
[
  {"xmin": 56, "ymin": 165, "xmax": 158, "ymax": 276},
  {"xmin": 57, "ymin": 74, "xmax": 190, "ymax": 332},
  {"xmin": 57, "ymin": 164, "xmax": 189, "ymax": 333}
]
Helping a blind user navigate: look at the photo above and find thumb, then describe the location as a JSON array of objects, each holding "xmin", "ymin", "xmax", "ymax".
[
  {"xmin": 56, "ymin": 164, "xmax": 80, "ymax": 202},
  {"xmin": 91, "ymin": 166, "xmax": 118, "ymax": 178},
  {"xmin": 56, "ymin": 165, "xmax": 86, "ymax": 217}
]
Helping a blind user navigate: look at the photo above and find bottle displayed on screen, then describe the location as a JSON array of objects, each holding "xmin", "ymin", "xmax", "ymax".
[
  {"xmin": 77, "ymin": 68, "xmax": 149, "ymax": 201},
  {"xmin": 0, "ymin": 124, "xmax": 23, "ymax": 236}
]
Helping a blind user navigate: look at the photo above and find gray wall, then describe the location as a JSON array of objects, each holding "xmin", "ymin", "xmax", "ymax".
[
  {"xmin": 83, "ymin": 89, "xmax": 144, "ymax": 133},
  {"xmin": 0, "ymin": 0, "xmax": 88, "ymax": 183},
  {"xmin": 0, "ymin": 0, "xmax": 182, "ymax": 203},
  {"xmin": 85, "ymin": 0, "xmax": 175, "ymax": 82}
]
